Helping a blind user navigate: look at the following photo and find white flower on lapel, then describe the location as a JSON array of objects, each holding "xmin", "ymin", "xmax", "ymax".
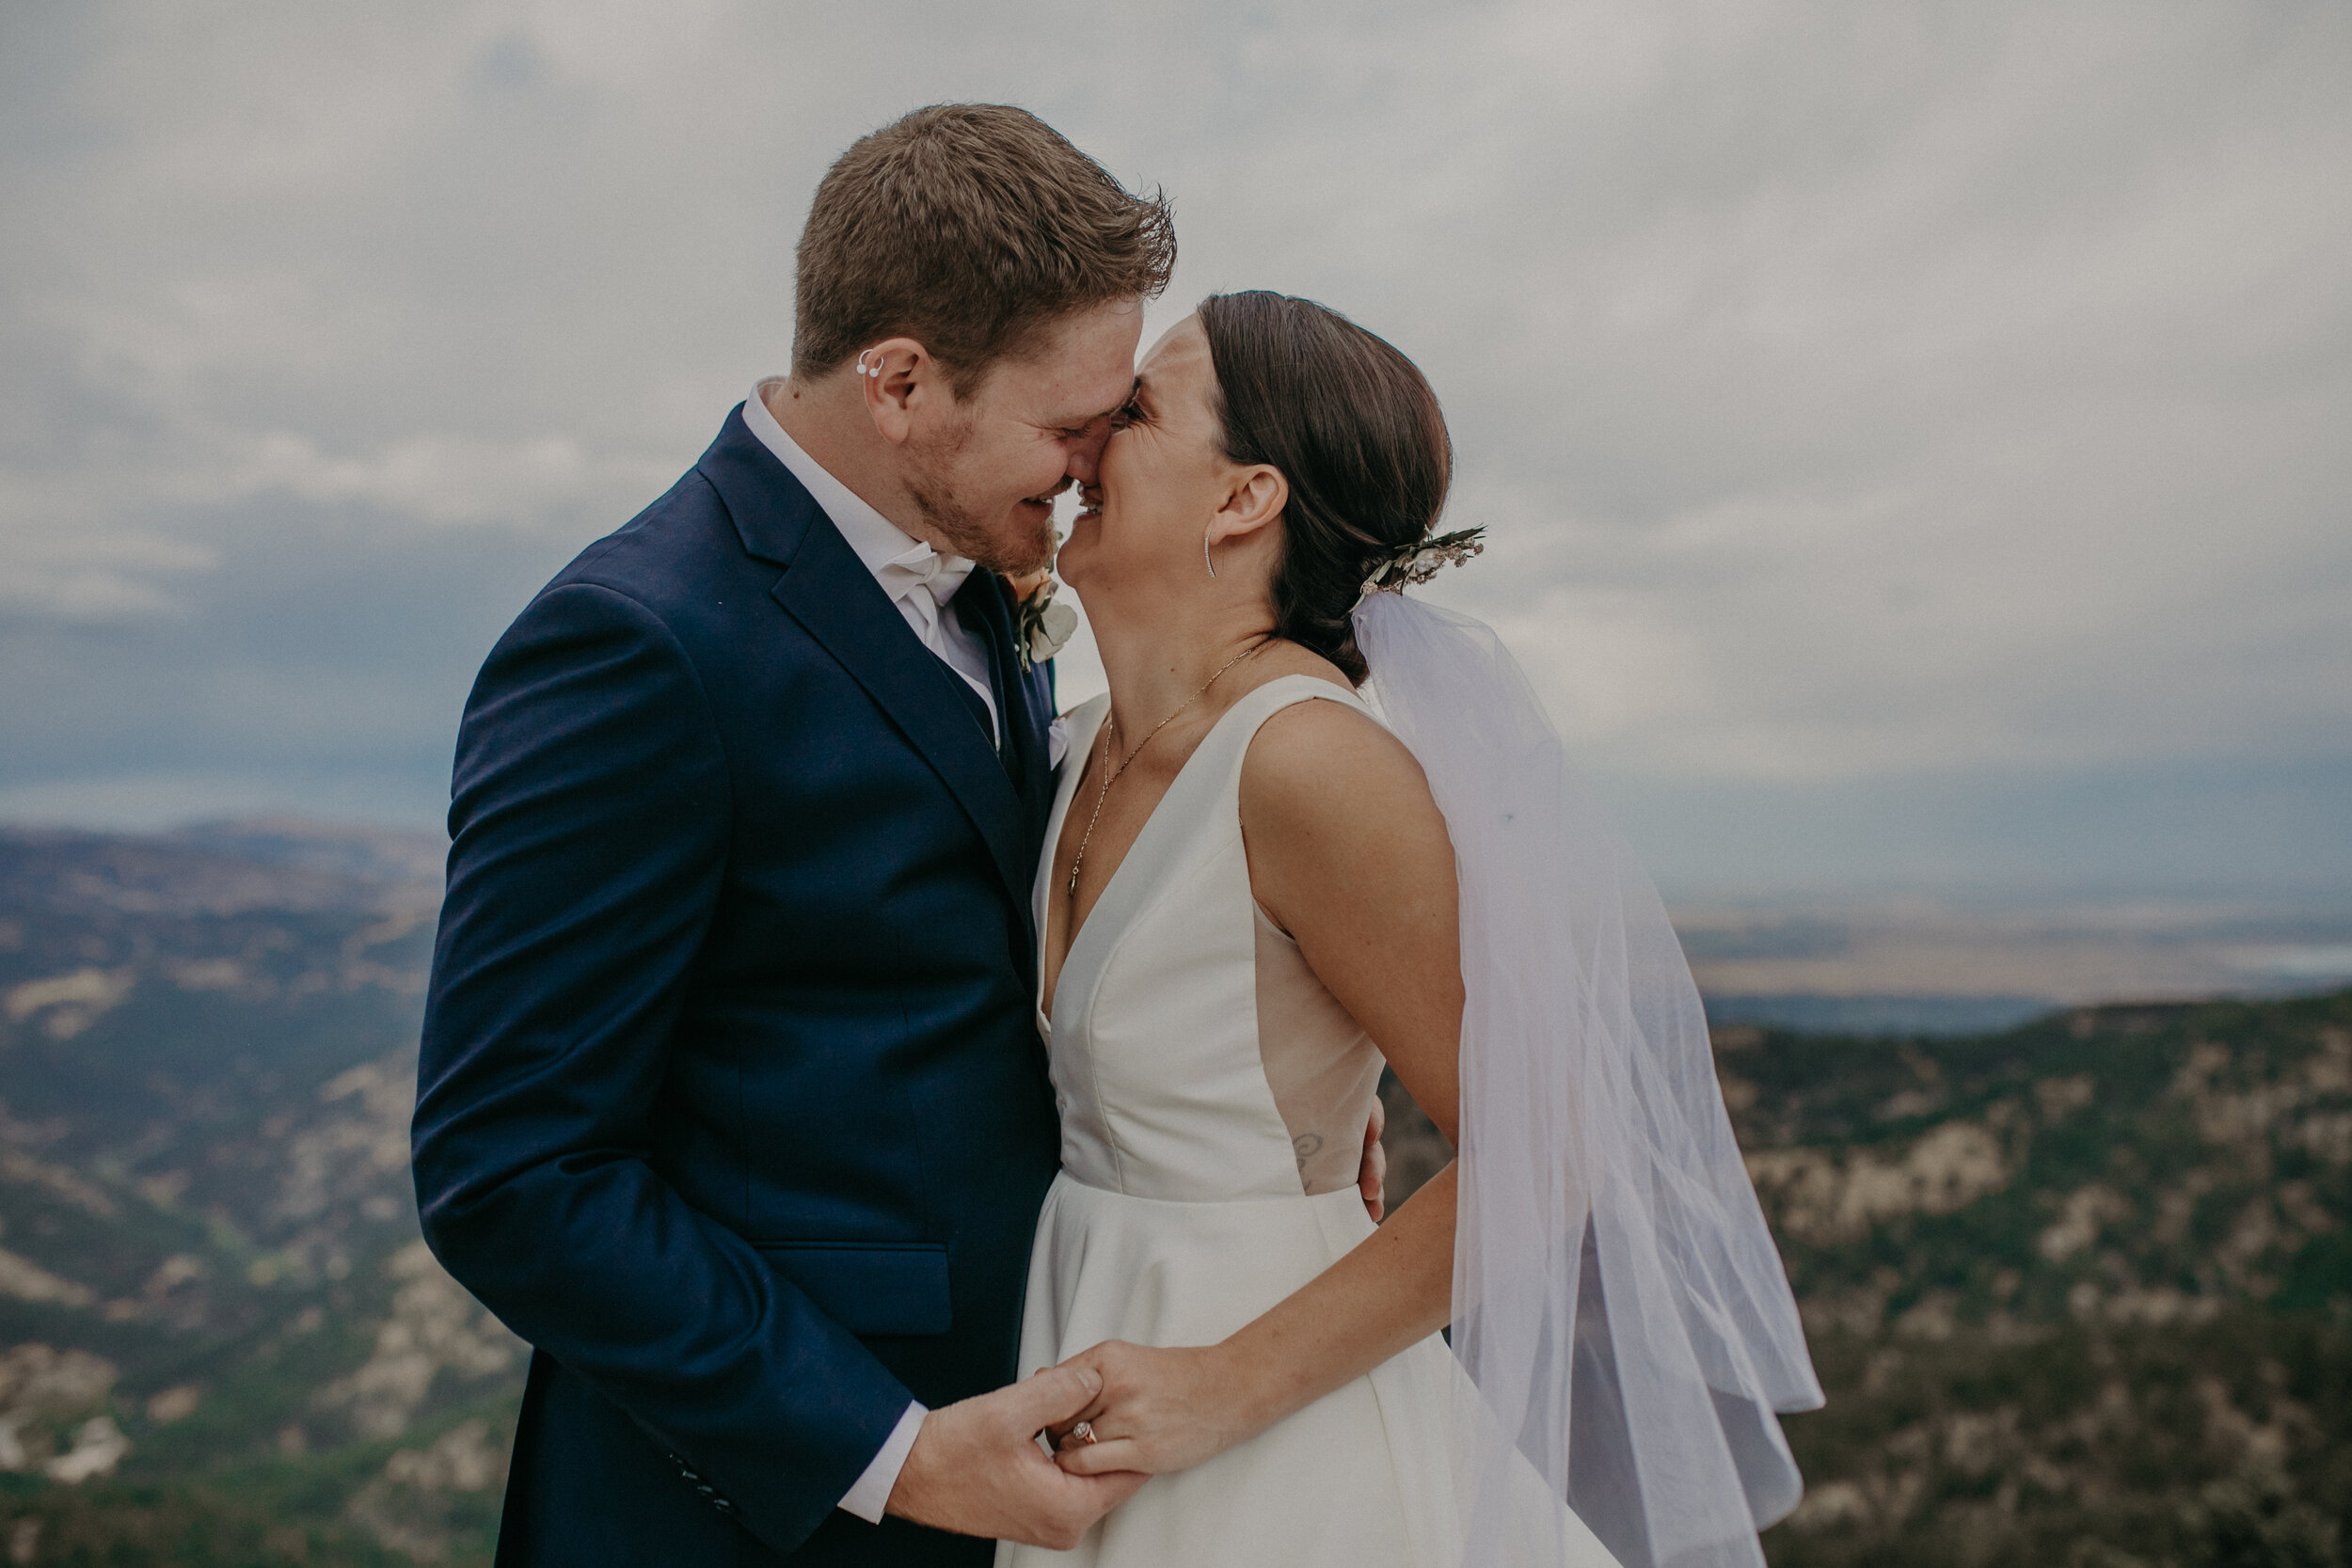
[{"xmin": 1015, "ymin": 580, "xmax": 1078, "ymax": 673}]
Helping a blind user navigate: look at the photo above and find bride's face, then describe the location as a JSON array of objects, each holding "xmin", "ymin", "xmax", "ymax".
[{"xmin": 1058, "ymin": 315, "xmax": 1233, "ymax": 596}]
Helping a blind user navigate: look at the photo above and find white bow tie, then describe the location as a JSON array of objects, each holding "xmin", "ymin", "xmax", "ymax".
[{"xmin": 876, "ymin": 542, "xmax": 977, "ymax": 635}]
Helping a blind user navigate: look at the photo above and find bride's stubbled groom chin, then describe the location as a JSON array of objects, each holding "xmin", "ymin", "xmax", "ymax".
[{"xmin": 409, "ymin": 105, "xmax": 1174, "ymax": 1567}]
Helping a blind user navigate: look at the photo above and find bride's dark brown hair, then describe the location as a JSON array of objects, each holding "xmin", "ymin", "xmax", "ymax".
[{"xmin": 1195, "ymin": 291, "xmax": 1454, "ymax": 685}]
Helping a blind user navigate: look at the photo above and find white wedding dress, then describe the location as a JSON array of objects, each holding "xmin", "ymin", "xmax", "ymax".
[{"xmin": 998, "ymin": 676, "xmax": 1620, "ymax": 1568}]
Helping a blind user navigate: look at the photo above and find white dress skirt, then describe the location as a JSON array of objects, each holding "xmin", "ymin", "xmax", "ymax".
[{"xmin": 997, "ymin": 678, "xmax": 1620, "ymax": 1568}]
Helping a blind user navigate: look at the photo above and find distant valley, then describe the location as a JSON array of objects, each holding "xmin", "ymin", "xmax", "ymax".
[{"xmin": 1, "ymin": 822, "xmax": 2345, "ymax": 1566}]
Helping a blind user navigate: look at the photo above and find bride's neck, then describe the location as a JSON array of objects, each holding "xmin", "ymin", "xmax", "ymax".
[{"xmin": 1089, "ymin": 589, "xmax": 1277, "ymax": 745}]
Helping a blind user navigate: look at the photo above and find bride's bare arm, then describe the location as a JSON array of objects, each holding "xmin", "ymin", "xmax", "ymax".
[{"xmin": 1053, "ymin": 693, "xmax": 1462, "ymax": 1477}]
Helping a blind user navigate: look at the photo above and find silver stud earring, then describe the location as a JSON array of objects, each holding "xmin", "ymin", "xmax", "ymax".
[
  {"xmin": 1203, "ymin": 530, "xmax": 1216, "ymax": 578},
  {"xmin": 855, "ymin": 350, "xmax": 884, "ymax": 379}
]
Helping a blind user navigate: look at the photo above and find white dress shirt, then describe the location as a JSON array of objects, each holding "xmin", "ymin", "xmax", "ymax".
[
  {"xmin": 741, "ymin": 380, "xmax": 946, "ymax": 1522},
  {"xmin": 745, "ymin": 380, "xmax": 998, "ymax": 743}
]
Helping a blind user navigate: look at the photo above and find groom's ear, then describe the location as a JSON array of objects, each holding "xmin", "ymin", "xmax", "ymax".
[
  {"xmin": 1211, "ymin": 466, "xmax": 1287, "ymax": 546},
  {"xmin": 860, "ymin": 336, "xmax": 946, "ymax": 446}
]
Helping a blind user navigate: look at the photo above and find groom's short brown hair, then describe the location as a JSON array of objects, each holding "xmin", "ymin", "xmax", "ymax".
[{"xmin": 792, "ymin": 104, "xmax": 1175, "ymax": 395}]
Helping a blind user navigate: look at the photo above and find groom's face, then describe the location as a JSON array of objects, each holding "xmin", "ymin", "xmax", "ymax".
[{"xmin": 901, "ymin": 298, "xmax": 1145, "ymax": 576}]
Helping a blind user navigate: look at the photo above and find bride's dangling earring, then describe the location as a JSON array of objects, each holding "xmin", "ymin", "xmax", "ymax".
[{"xmin": 1203, "ymin": 528, "xmax": 1216, "ymax": 579}]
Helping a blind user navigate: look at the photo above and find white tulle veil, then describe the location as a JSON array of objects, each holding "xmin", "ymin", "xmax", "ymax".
[{"xmin": 1352, "ymin": 588, "xmax": 1823, "ymax": 1568}]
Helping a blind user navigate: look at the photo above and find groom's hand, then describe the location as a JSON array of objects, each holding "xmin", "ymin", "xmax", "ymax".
[
  {"xmin": 1359, "ymin": 1095, "xmax": 1387, "ymax": 1222},
  {"xmin": 886, "ymin": 1365, "xmax": 1146, "ymax": 1548}
]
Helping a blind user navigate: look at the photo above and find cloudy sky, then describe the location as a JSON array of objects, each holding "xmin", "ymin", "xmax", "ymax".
[{"xmin": 3, "ymin": 0, "xmax": 2346, "ymax": 898}]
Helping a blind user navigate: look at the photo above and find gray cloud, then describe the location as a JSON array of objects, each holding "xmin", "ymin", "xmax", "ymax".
[{"xmin": 1, "ymin": 0, "xmax": 2345, "ymax": 894}]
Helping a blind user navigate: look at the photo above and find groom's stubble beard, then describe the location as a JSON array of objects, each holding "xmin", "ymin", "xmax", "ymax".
[{"xmin": 904, "ymin": 411, "xmax": 1060, "ymax": 577}]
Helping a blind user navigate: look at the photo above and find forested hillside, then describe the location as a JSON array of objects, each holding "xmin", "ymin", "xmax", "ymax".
[
  {"xmin": 1734, "ymin": 990, "xmax": 2352, "ymax": 1566},
  {"xmin": 3, "ymin": 824, "xmax": 2345, "ymax": 1565},
  {"xmin": 1414, "ymin": 990, "xmax": 2352, "ymax": 1567},
  {"xmin": 0, "ymin": 825, "xmax": 518, "ymax": 1566}
]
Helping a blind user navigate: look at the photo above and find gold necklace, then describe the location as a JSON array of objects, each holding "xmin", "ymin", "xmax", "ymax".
[{"xmin": 1066, "ymin": 640, "xmax": 1266, "ymax": 896}]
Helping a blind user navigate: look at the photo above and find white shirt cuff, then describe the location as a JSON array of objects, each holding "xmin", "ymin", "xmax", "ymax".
[{"xmin": 838, "ymin": 1400, "xmax": 927, "ymax": 1524}]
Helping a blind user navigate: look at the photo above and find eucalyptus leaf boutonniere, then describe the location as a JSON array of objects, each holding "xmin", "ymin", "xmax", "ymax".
[{"xmin": 1013, "ymin": 575, "xmax": 1078, "ymax": 673}]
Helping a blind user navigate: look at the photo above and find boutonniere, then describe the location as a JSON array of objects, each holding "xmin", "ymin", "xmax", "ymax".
[{"xmin": 1012, "ymin": 576, "xmax": 1078, "ymax": 673}]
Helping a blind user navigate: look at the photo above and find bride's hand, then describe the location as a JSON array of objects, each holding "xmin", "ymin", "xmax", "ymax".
[{"xmin": 1044, "ymin": 1339, "xmax": 1263, "ymax": 1477}]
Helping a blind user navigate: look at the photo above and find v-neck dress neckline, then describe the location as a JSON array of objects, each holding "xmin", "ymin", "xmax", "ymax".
[{"xmin": 1034, "ymin": 674, "xmax": 1344, "ymax": 1035}]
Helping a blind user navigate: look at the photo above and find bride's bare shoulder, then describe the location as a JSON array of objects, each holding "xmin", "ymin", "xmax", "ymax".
[
  {"xmin": 1237, "ymin": 675, "xmax": 1454, "ymax": 963},
  {"xmin": 1238, "ymin": 685, "xmax": 1437, "ymax": 833}
]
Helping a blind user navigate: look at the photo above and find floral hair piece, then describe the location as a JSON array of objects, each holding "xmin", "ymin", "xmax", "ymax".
[{"xmin": 1359, "ymin": 527, "xmax": 1486, "ymax": 597}]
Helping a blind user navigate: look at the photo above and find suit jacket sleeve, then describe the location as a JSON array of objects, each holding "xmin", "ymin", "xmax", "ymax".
[{"xmin": 412, "ymin": 579, "xmax": 913, "ymax": 1554}]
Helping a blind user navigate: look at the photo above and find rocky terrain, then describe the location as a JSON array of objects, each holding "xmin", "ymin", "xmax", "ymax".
[
  {"xmin": 1, "ymin": 821, "xmax": 2344, "ymax": 1566},
  {"xmin": 1390, "ymin": 990, "xmax": 2352, "ymax": 1566},
  {"xmin": 0, "ymin": 822, "xmax": 519, "ymax": 1565},
  {"xmin": 1734, "ymin": 990, "xmax": 2352, "ymax": 1566}
]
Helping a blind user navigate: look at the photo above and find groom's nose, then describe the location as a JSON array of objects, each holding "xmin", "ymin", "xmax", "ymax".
[{"xmin": 1063, "ymin": 417, "xmax": 1114, "ymax": 485}]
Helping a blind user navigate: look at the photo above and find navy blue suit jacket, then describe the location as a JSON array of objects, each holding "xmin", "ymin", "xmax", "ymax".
[{"xmin": 413, "ymin": 407, "xmax": 1062, "ymax": 1566}]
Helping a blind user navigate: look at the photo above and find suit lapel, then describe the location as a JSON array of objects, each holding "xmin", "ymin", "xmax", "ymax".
[
  {"xmin": 948, "ymin": 581, "xmax": 1014, "ymax": 765},
  {"xmin": 958, "ymin": 573, "xmax": 1052, "ymax": 817},
  {"xmin": 699, "ymin": 408, "xmax": 1038, "ymax": 955}
]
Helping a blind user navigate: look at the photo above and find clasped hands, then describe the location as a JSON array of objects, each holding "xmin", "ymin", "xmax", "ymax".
[
  {"xmin": 1044, "ymin": 1338, "xmax": 1261, "ymax": 1478},
  {"xmin": 886, "ymin": 1363, "xmax": 1145, "ymax": 1550},
  {"xmin": 885, "ymin": 1342, "xmax": 1263, "ymax": 1547}
]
